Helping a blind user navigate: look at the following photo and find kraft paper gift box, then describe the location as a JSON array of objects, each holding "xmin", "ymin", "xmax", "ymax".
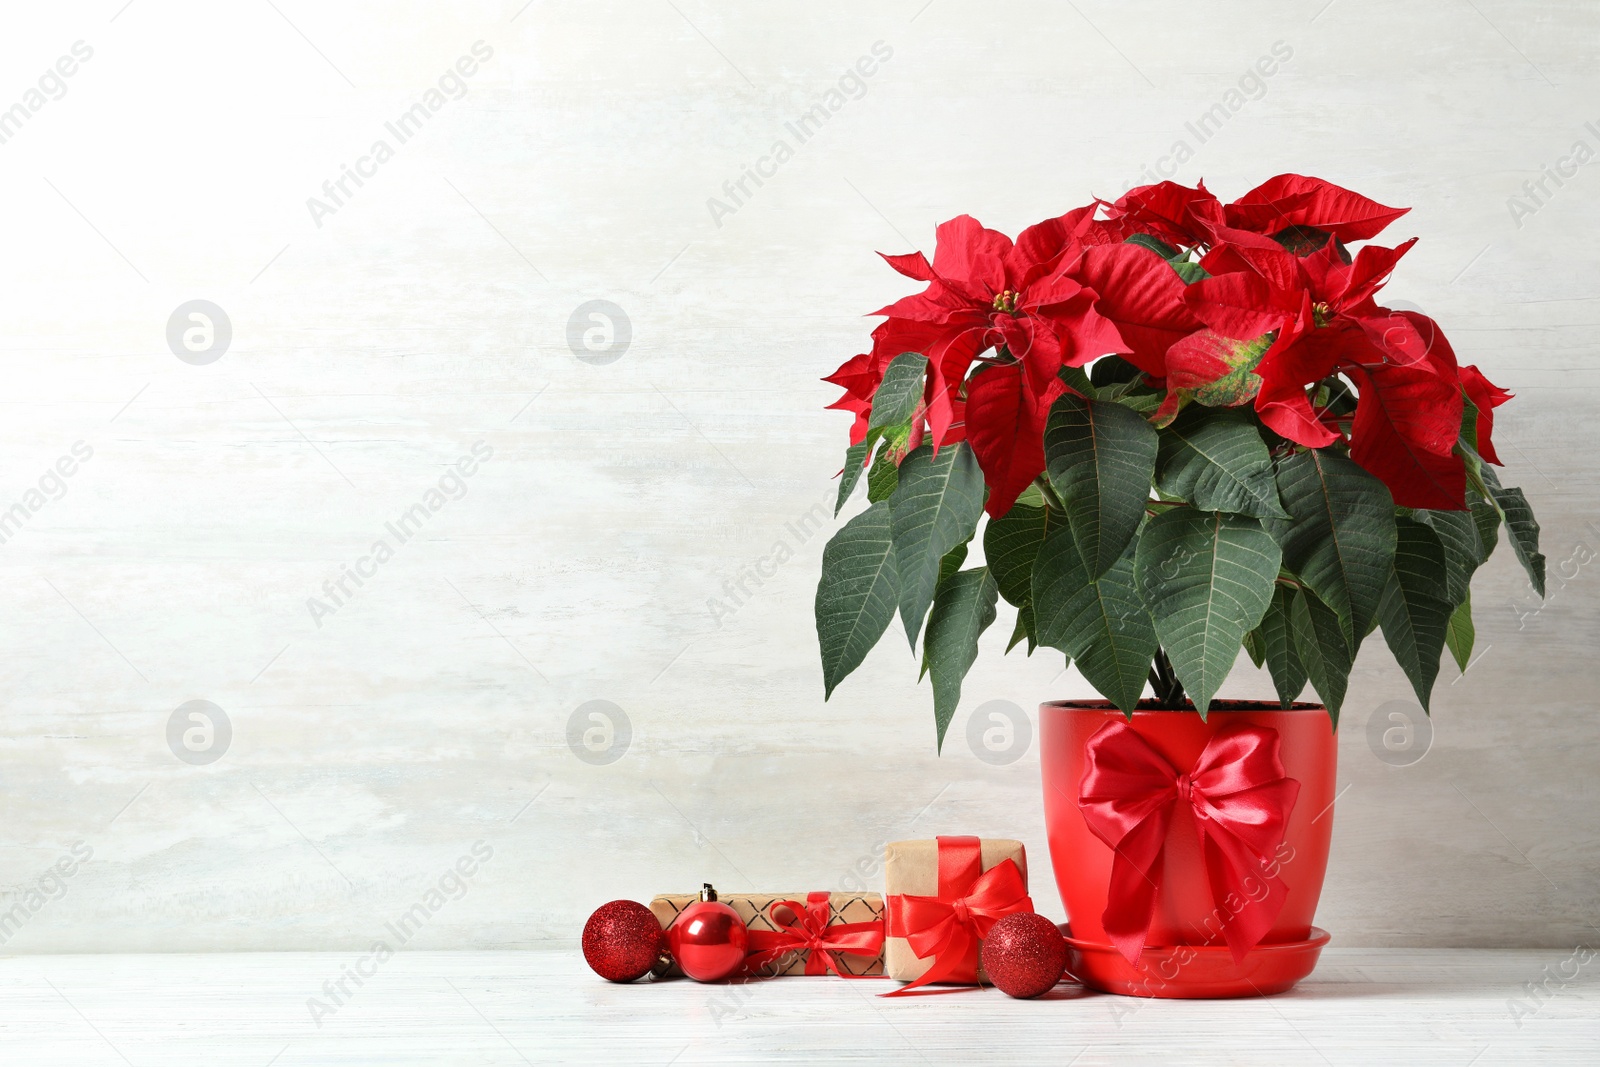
[
  {"xmin": 649, "ymin": 891, "xmax": 885, "ymax": 977},
  {"xmin": 882, "ymin": 837, "xmax": 1029, "ymax": 985}
]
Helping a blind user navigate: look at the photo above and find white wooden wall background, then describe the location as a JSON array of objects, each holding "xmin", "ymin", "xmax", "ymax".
[{"xmin": 0, "ymin": 0, "xmax": 1595, "ymax": 955}]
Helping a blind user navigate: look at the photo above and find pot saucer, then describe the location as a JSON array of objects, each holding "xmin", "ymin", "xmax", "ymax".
[{"xmin": 1057, "ymin": 924, "xmax": 1330, "ymax": 998}]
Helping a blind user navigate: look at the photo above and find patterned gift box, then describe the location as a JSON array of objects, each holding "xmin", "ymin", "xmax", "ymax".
[{"xmin": 649, "ymin": 891, "xmax": 885, "ymax": 976}]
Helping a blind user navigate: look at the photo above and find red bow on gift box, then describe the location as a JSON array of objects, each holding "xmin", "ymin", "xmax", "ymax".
[
  {"xmin": 1078, "ymin": 720, "xmax": 1302, "ymax": 965},
  {"xmin": 743, "ymin": 892, "xmax": 885, "ymax": 978},
  {"xmin": 884, "ymin": 835, "xmax": 1033, "ymax": 995}
]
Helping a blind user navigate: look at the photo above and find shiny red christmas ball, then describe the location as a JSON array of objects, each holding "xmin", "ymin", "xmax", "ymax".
[
  {"xmin": 981, "ymin": 912, "xmax": 1069, "ymax": 998},
  {"xmin": 582, "ymin": 900, "xmax": 665, "ymax": 982},
  {"xmin": 667, "ymin": 896, "xmax": 749, "ymax": 982}
]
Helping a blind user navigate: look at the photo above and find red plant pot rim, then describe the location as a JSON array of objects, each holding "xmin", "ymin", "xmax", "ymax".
[{"xmin": 1040, "ymin": 699, "xmax": 1327, "ymax": 716}]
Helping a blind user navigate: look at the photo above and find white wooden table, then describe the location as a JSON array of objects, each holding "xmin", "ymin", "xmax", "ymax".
[{"xmin": 1, "ymin": 949, "xmax": 1594, "ymax": 1065}]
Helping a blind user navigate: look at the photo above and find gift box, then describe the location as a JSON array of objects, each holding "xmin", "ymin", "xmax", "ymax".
[
  {"xmin": 883, "ymin": 836, "xmax": 1031, "ymax": 989},
  {"xmin": 650, "ymin": 890, "xmax": 885, "ymax": 976}
]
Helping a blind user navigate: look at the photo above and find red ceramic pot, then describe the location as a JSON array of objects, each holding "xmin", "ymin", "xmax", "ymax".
[{"xmin": 1039, "ymin": 700, "xmax": 1337, "ymax": 998}]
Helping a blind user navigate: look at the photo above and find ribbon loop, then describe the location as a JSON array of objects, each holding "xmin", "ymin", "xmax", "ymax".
[
  {"xmin": 1077, "ymin": 720, "xmax": 1301, "ymax": 965},
  {"xmin": 743, "ymin": 891, "xmax": 885, "ymax": 978}
]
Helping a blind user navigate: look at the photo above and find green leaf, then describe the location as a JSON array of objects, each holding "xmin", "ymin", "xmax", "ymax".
[
  {"xmin": 1034, "ymin": 527, "xmax": 1158, "ymax": 714},
  {"xmin": 1258, "ymin": 584, "xmax": 1308, "ymax": 708},
  {"xmin": 1155, "ymin": 407, "xmax": 1287, "ymax": 519},
  {"xmin": 1486, "ymin": 479, "xmax": 1546, "ymax": 597},
  {"xmin": 1013, "ymin": 481, "xmax": 1047, "ymax": 509},
  {"xmin": 1044, "ymin": 393, "xmax": 1159, "ymax": 578},
  {"xmin": 1057, "ymin": 364, "xmax": 1097, "ymax": 400},
  {"xmin": 1273, "ymin": 448, "xmax": 1397, "ymax": 652},
  {"xmin": 937, "ymin": 542, "xmax": 969, "ymax": 588},
  {"xmin": 1242, "ymin": 628, "xmax": 1265, "ymax": 669},
  {"xmin": 1445, "ymin": 591, "xmax": 1475, "ymax": 673},
  {"xmin": 866, "ymin": 445, "xmax": 899, "ymax": 503},
  {"xmin": 1462, "ymin": 444, "xmax": 1540, "ymax": 595},
  {"xmin": 1458, "ymin": 387, "xmax": 1481, "ymax": 455},
  {"xmin": 1411, "ymin": 508, "xmax": 1483, "ymax": 606},
  {"xmin": 1125, "ymin": 234, "xmax": 1208, "ymax": 283},
  {"xmin": 855, "ymin": 356, "xmax": 927, "ymax": 496},
  {"xmin": 1461, "ymin": 440, "xmax": 1492, "ymax": 500},
  {"xmin": 924, "ymin": 567, "xmax": 999, "ymax": 752},
  {"xmin": 815, "ymin": 501, "xmax": 898, "ymax": 698},
  {"xmin": 888, "ymin": 443, "xmax": 986, "ymax": 648},
  {"xmin": 1006, "ymin": 607, "xmax": 1037, "ymax": 655},
  {"xmin": 1126, "ymin": 234, "xmax": 1180, "ymax": 259},
  {"xmin": 1377, "ymin": 517, "xmax": 1453, "ymax": 711},
  {"xmin": 1289, "ymin": 586, "xmax": 1354, "ymax": 726},
  {"xmin": 1273, "ymin": 225, "xmax": 1337, "ymax": 257},
  {"xmin": 925, "ymin": 542, "xmax": 973, "ymax": 677},
  {"xmin": 984, "ymin": 503, "xmax": 1053, "ymax": 610},
  {"xmin": 836, "ymin": 441, "xmax": 870, "ymax": 516},
  {"xmin": 1116, "ymin": 392, "xmax": 1165, "ymax": 414},
  {"xmin": 1133, "ymin": 509, "xmax": 1282, "ymax": 717},
  {"xmin": 1090, "ymin": 355, "xmax": 1145, "ymax": 392},
  {"xmin": 1308, "ymin": 377, "xmax": 1357, "ymax": 422},
  {"xmin": 867, "ymin": 353, "xmax": 927, "ymax": 439},
  {"xmin": 1471, "ymin": 496, "xmax": 1501, "ymax": 560}
]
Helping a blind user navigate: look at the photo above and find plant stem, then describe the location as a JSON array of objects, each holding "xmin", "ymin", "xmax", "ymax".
[
  {"xmin": 1149, "ymin": 646, "xmax": 1189, "ymax": 710},
  {"xmin": 1033, "ymin": 475, "xmax": 1068, "ymax": 513}
]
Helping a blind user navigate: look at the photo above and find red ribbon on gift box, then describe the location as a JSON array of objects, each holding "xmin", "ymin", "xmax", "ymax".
[
  {"xmin": 1077, "ymin": 720, "xmax": 1302, "ymax": 965},
  {"xmin": 882, "ymin": 835, "xmax": 1033, "ymax": 995},
  {"xmin": 742, "ymin": 891, "xmax": 885, "ymax": 978}
]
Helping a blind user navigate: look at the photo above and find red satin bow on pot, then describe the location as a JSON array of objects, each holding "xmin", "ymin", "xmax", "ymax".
[
  {"xmin": 742, "ymin": 892, "xmax": 885, "ymax": 978},
  {"xmin": 1077, "ymin": 720, "xmax": 1301, "ymax": 965},
  {"xmin": 884, "ymin": 835, "xmax": 1033, "ymax": 995}
]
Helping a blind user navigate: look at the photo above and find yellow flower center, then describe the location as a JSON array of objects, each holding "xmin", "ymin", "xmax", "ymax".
[{"xmin": 992, "ymin": 289, "xmax": 1020, "ymax": 314}]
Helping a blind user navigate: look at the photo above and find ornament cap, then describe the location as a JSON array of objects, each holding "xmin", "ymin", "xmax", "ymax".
[{"xmin": 699, "ymin": 883, "xmax": 718, "ymax": 902}]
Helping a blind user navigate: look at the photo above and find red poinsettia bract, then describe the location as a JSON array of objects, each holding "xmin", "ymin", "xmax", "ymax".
[
  {"xmin": 826, "ymin": 174, "xmax": 1509, "ymax": 515},
  {"xmin": 831, "ymin": 213, "xmax": 1197, "ymax": 515}
]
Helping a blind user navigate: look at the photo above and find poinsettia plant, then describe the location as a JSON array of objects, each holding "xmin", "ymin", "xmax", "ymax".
[{"xmin": 816, "ymin": 174, "xmax": 1545, "ymax": 747}]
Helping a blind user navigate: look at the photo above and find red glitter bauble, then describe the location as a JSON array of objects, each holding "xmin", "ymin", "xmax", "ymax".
[
  {"xmin": 582, "ymin": 900, "xmax": 665, "ymax": 982},
  {"xmin": 981, "ymin": 912, "xmax": 1069, "ymax": 998},
  {"xmin": 667, "ymin": 899, "xmax": 749, "ymax": 982}
]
